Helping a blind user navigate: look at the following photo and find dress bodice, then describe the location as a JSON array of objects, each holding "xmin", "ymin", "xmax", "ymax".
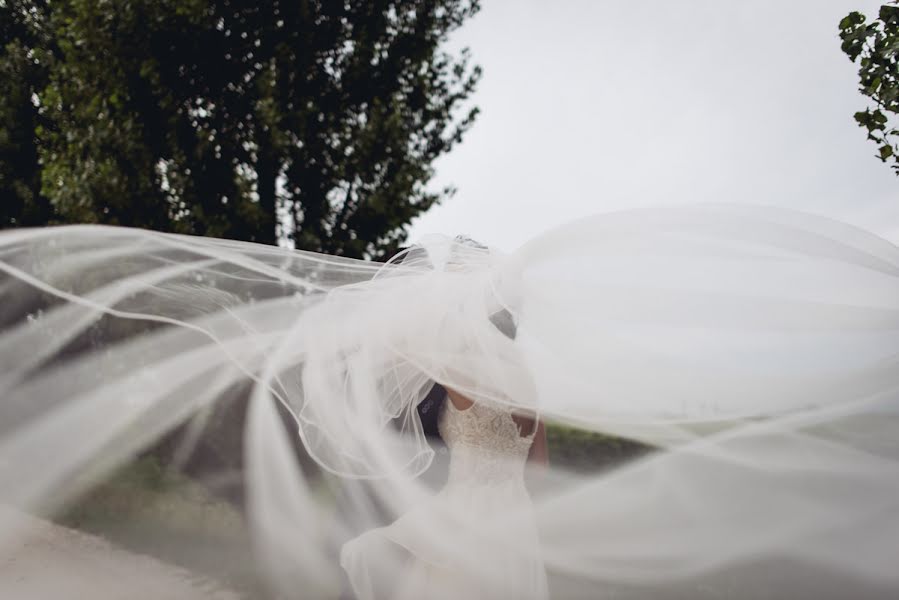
[
  {"xmin": 342, "ymin": 396, "xmax": 549, "ymax": 600},
  {"xmin": 437, "ymin": 396, "xmax": 536, "ymax": 487}
]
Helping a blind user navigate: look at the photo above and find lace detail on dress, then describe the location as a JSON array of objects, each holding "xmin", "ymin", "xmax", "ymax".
[{"xmin": 437, "ymin": 396, "xmax": 536, "ymax": 487}]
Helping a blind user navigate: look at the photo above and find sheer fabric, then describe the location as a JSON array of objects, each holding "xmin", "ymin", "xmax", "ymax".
[{"xmin": 0, "ymin": 204, "xmax": 897, "ymax": 598}]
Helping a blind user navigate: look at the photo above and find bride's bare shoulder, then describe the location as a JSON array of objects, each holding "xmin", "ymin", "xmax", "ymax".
[{"xmin": 445, "ymin": 387, "xmax": 474, "ymax": 411}]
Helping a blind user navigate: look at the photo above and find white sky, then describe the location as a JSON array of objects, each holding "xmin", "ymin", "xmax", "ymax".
[{"xmin": 408, "ymin": 0, "xmax": 899, "ymax": 251}]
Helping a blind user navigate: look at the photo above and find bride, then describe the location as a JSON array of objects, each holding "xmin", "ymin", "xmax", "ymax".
[
  {"xmin": 1, "ymin": 204, "xmax": 898, "ymax": 598},
  {"xmin": 339, "ymin": 235, "xmax": 550, "ymax": 600}
]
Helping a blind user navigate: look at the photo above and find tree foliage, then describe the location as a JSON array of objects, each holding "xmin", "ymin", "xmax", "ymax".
[
  {"xmin": 839, "ymin": 1, "xmax": 899, "ymax": 176},
  {"xmin": 0, "ymin": 0, "xmax": 481, "ymax": 257}
]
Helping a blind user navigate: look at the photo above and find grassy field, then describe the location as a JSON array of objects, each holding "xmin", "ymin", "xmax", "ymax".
[
  {"xmin": 546, "ymin": 423, "xmax": 651, "ymax": 473},
  {"xmin": 54, "ymin": 456, "xmax": 261, "ymax": 597},
  {"xmin": 48, "ymin": 424, "xmax": 651, "ymax": 598}
]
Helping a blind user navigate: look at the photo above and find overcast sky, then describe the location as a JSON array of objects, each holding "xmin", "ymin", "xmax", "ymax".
[{"xmin": 407, "ymin": 0, "xmax": 898, "ymax": 251}]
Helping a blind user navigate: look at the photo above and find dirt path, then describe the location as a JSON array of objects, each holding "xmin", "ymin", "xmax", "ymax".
[{"xmin": 0, "ymin": 509, "xmax": 241, "ymax": 600}]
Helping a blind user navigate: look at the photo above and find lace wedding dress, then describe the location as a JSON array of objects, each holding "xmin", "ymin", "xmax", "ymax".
[{"xmin": 340, "ymin": 394, "xmax": 549, "ymax": 600}]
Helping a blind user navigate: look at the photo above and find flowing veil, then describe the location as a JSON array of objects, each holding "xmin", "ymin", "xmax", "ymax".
[{"xmin": 1, "ymin": 203, "xmax": 898, "ymax": 598}]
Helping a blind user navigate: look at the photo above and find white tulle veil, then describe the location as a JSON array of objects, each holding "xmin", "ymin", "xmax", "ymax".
[{"xmin": 1, "ymin": 203, "xmax": 898, "ymax": 598}]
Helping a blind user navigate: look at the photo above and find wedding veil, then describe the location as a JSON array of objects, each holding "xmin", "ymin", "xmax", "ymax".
[{"xmin": 1, "ymin": 203, "xmax": 897, "ymax": 598}]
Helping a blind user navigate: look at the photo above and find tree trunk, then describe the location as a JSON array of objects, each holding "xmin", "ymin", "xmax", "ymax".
[{"xmin": 255, "ymin": 146, "xmax": 278, "ymax": 246}]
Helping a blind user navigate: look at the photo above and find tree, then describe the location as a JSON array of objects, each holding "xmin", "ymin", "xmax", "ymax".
[
  {"xmin": 0, "ymin": 0, "xmax": 54, "ymax": 227},
  {"xmin": 0, "ymin": 0, "xmax": 481, "ymax": 257},
  {"xmin": 839, "ymin": 1, "xmax": 899, "ymax": 176}
]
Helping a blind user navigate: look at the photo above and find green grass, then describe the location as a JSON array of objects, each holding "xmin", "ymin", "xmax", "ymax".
[
  {"xmin": 546, "ymin": 423, "xmax": 651, "ymax": 474},
  {"xmin": 55, "ymin": 455, "xmax": 260, "ymax": 597},
  {"xmin": 48, "ymin": 426, "xmax": 652, "ymax": 599}
]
